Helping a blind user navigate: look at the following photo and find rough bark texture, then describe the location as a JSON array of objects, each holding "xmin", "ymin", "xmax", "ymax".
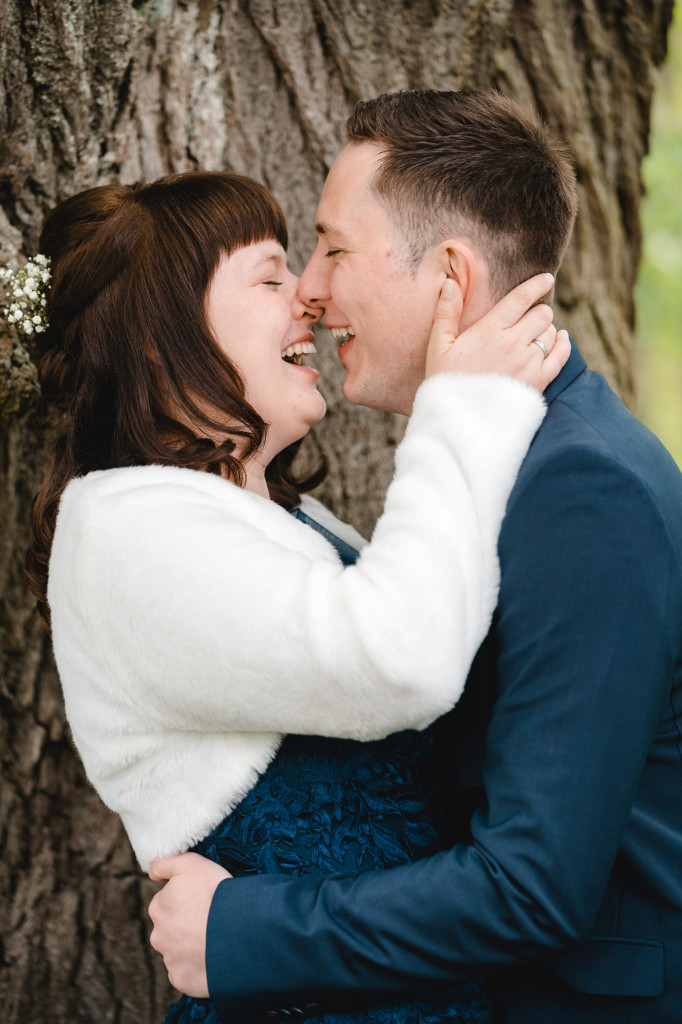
[{"xmin": 0, "ymin": 1, "xmax": 674, "ymax": 1020}]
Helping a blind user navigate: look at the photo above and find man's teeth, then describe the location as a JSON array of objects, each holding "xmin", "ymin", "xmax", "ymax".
[
  {"xmin": 331, "ymin": 327, "xmax": 355, "ymax": 340},
  {"xmin": 281, "ymin": 340, "xmax": 317, "ymax": 363}
]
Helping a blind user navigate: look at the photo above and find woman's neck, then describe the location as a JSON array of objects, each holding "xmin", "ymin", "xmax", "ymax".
[
  {"xmin": 224, "ymin": 451, "xmax": 271, "ymax": 500},
  {"xmin": 243, "ymin": 467, "xmax": 270, "ymax": 499}
]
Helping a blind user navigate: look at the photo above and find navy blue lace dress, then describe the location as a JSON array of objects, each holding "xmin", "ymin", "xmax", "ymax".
[{"xmin": 164, "ymin": 511, "xmax": 492, "ymax": 1024}]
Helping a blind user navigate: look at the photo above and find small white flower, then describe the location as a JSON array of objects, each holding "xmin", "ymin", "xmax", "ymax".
[{"xmin": 1, "ymin": 253, "xmax": 50, "ymax": 335}]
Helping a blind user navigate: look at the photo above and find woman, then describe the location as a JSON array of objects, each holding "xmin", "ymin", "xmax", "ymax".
[{"xmin": 24, "ymin": 171, "xmax": 562, "ymax": 1023}]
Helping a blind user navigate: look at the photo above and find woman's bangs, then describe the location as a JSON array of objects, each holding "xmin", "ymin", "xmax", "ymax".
[{"xmin": 211, "ymin": 177, "xmax": 288, "ymax": 255}]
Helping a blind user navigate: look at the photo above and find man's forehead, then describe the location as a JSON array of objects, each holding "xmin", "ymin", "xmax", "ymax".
[
  {"xmin": 320, "ymin": 143, "xmax": 384, "ymax": 201},
  {"xmin": 315, "ymin": 144, "xmax": 387, "ymax": 239},
  {"xmin": 333, "ymin": 139, "xmax": 386, "ymax": 171}
]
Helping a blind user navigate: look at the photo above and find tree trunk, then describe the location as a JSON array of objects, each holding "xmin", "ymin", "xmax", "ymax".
[{"xmin": 0, "ymin": 0, "xmax": 674, "ymax": 1020}]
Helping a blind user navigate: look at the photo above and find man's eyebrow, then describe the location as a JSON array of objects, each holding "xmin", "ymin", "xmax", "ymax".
[{"xmin": 315, "ymin": 221, "xmax": 350, "ymax": 245}]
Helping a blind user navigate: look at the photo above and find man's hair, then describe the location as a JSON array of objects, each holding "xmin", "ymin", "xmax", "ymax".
[{"xmin": 346, "ymin": 90, "xmax": 578, "ymax": 297}]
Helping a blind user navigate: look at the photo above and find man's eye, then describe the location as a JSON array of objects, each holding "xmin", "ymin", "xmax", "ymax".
[{"xmin": 325, "ymin": 249, "xmax": 342, "ymax": 258}]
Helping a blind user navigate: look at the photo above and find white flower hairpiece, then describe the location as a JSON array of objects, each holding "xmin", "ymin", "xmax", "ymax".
[{"xmin": 0, "ymin": 254, "xmax": 51, "ymax": 336}]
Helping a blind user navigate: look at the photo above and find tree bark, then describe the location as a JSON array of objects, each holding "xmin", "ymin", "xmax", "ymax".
[{"xmin": 0, "ymin": 0, "xmax": 674, "ymax": 1020}]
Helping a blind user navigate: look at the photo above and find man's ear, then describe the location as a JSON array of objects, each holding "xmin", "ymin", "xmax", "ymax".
[{"xmin": 440, "ymin": 241, "xmax": 477, "ymax": 305}]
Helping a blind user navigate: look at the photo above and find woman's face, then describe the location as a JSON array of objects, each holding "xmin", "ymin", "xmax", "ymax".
[{"xmin": 206, "ymin": 241, "xmax": 326, "ymax": 461}]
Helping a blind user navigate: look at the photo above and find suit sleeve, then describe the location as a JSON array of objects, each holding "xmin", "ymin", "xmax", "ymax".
[
  {"xmin": 66, "ymin": 374, "xmax": 544, "ymax": 741},
  {"xmin": 206, "ymin": 444, "xmax": 680, "ymax": 1019}
]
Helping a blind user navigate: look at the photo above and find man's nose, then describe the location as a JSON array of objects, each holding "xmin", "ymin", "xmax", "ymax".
[
  {"xmin": 298, "ymin": 248, "xmax": 330, "ymax": 310},
  {"xmin": 287, "ymin": 269, "xmax": 320, "ymax": 324},
  {"xmin": 293, "ymin": 292, "xmax": 323, "ymax": 325}
]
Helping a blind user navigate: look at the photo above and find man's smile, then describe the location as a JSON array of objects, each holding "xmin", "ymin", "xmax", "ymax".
[{"xmin": 329, "ymin": 326, "xmax": 355, "ymax": 342}]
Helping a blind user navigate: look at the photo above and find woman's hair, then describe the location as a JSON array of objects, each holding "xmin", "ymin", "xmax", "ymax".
[{"xmin": 25, "ymin": 171, "xmax": 324, "ymax": 629}]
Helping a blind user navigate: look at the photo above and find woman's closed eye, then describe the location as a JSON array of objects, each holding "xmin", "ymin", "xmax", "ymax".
[{"xmin": 263, "ymin": 280, "xmax": 283, "ymax": 287}]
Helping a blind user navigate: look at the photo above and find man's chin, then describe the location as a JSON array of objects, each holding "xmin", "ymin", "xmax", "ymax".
[
  {"xmin": 341, "ymin": 374, "xmax": 362, "ymax": 406},
  {"xmin": 342, "ymin": 376, "xmax": 386, "ymax": 413},
  {"xmin": 342, "ymin": 374, "xmax": 413, "ymax": 416}
]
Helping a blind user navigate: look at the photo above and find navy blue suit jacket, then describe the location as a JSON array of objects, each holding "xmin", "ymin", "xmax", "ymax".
[{"xmin": 207, "ymin": 345, "xmax": 682, "ymax": 1023}]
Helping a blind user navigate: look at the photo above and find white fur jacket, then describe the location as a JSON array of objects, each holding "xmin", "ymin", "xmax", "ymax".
[{"xmin": 48, "ymin": 374, "xmax": 545, "ymax": 869}]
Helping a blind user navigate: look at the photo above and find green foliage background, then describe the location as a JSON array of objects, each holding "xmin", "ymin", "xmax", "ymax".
[{"xmin": 635, "ymin": 2, "xmax": 682, "ymax": 467}]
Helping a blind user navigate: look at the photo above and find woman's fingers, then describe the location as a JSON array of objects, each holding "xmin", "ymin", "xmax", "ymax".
[
  {"xmin": 484, "ymin": 272, "xmax": 555, "ymax": 329},
  {"xmin": 425, "ymin": 271, "xmax": 569, "ymax": 391},
  {"xmin": 515, "ymin": 326, "xmax": 571, "ymax": 392},
  {"xmin": 508, "ymin": 304, "xmax": 554, "ymax": 347},
  {"xmin": 424, "ymin": 277, "xmax": 464, "ymax": 375},
  {"xmin": 530, "ymin": 322, "xmax": 558, "ymax": 360},
  {"xmin": 537, "ymin": 328, "xmax": 571, "ymax": 390}
]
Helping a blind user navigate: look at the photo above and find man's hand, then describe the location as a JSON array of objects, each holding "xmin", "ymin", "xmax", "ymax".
[
  {"xmin": 148, "ymin": 852, "xmax": 231, "ymax": 997},
  {"xmin": 426, "ymin": 272, "xmax": 570, "ymax": 392}
]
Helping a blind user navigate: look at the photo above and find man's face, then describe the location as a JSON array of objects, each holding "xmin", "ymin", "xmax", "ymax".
[{"xmin": 299, "ymin": 142, "xmax": 441, "ymax": 416}]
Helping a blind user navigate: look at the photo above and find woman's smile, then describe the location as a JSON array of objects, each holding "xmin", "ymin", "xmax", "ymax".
[
  {"xmin": 281, "ymin": 333, "xmax": 317, "ymax": 366},
  {"xmin": 206, "ymin": 241, "xmax": 326, "ymax": 467}
]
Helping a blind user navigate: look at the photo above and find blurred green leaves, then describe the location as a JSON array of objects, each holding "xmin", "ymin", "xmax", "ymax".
[{"xmin": 635, "ymin": 2, "xmax": 682, "ymax": 467}]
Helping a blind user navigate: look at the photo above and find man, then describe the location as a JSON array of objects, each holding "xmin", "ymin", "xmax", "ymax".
[{"xmin": 149, "ymin": 90, "xmax": 682, "ymax": 1023}]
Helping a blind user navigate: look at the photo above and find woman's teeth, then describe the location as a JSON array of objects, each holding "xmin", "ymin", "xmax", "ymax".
[
  {"xmin": 281, "ymin": 340, "xmax": 317, "ymax": 365},
  {"xmin": 331, "ymin": 327, "xmax": 355, "ymax": 342}
]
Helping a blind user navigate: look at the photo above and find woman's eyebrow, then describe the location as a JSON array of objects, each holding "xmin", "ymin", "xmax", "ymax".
[{"xmin": 252, "ymin": 250, "xmax": 285, "ymax": 268}]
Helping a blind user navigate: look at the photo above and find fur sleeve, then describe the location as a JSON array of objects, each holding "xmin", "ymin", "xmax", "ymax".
[{"xmin": 51, "ymin": 373, "xmax": 544, "ymax": 742}]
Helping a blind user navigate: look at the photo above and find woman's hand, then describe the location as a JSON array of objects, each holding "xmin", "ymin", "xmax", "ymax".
[{"xmin": 425, "ymin": 272, "xmax": 570, "ymax": 392}]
